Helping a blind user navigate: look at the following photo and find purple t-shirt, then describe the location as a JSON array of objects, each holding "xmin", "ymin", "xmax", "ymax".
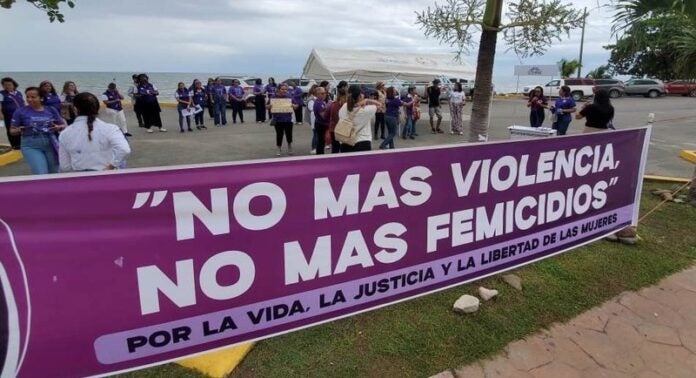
[
  {"xmin": 137, "ymin": 83, "xmax": 159, "ymax": 104},
  {"xmin": 192, "ymin": 88, "xmax": 207, "ymax": 106},
  {"xmin": 401, "ymin": 95, "xmax": 415, "ymax": 116},
  {"xmin": 265, "ymin": 84, "xmax": 277, "ymax": 98},
  {"xmin": 313, "ymin": 99, "xmax": 329, "ymax": 126},
  {"xmin": 253, "ymin": 84, "xmax": 265, "ymax": 95},
  {"xmin": 212, "ymin": 84, "xmax": 227, "ymax": 101},
  {"xmin": 41, "ymin": 93, "xmax": 62, "ymax": 113},
  {"xmin": 10, "ymin": 105, "xmax": 65, "ymax": 136},
  {"xmin": 0, "ymin": 90, "xmax": 25, "ymax": 114},
  {"xmin": 385, "ymin": 97, "xmax": 403, "ymax": 118},
  {"xmin": 229, "ymin": 85, "xmax": 244, "ymax": 101},
  {"xmin": 102, "ymin": 90, "xmax": 124, "ymax": 111},
  {"xmin": 553, "ymin": 97, "xmax": 576, "ymax": 118}
]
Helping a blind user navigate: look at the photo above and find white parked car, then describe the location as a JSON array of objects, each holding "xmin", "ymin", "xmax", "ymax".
[
  {"xmin": 525, "ymin": 78, "xmax": 595, "ymax": 101},
  {"xmin": 216, "ymin": 76, "xmax": 260, "ymax": 107}
]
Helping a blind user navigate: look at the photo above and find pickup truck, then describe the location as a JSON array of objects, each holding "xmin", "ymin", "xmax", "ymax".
[{"xmin": 523, "ymin": 78, "xmax": 595, "ymax": 101}]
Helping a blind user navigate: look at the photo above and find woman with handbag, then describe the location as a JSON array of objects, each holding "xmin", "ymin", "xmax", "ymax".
[
  {"xmin": 9, "ymin": 87, "xmax": 66, "ymax": 174},
  {"xmin": 337, "ymin": 85, "xmax": 382, "ymax": 153}
]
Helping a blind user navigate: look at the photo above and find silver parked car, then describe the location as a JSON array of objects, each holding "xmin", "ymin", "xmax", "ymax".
[{"xmin": 624, "ymin": 79, "xmax": 666, "ymax": 98}]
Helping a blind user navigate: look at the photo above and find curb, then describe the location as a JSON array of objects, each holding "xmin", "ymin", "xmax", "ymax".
[
  {"xmin": 680, "ymin": 150, "xmax": 696, "ymax": 165},
  {"xmin": 0, "ymin": 147, "xmax": 22, "ymax": 167},
  {"xmin": 176, "ymin": 343, "xmax": 254, "ymax": 378}
]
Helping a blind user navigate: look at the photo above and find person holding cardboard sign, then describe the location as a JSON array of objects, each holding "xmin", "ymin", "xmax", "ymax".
[{"xmin": 267, "ymin": 83, "xmax": 298, "ymax": 156}]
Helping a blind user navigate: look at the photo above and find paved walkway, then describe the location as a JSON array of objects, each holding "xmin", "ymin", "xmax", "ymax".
[{"xmin": 433, "ymin": 266, "xmax": 696, "ymax": 378}]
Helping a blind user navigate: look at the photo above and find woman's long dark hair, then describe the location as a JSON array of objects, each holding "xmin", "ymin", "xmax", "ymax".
[
  {"xmin": 73, "ymin": 92, "xmax": 100, "ymax": 141},
  {"xmin": 593, "ymin": 88, "xmax": 614, "ymax": 115},
  {"xmin": 347, "ymin": 85, "xmax": 362, "ymax": 112},
  {"xmin": 39, "ymin": 81, "xmax": 57, "ymax": 96}
]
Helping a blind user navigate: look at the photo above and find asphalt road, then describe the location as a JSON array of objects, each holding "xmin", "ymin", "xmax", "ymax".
[{"xmin": 0, "ymin": 95, "xmax": 694, "ymax": 178}]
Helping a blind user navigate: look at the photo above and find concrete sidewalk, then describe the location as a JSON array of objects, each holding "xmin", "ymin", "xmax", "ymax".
[{"xmin": 434, "ymin": 266, "xmax": 696, "ymax": 378}]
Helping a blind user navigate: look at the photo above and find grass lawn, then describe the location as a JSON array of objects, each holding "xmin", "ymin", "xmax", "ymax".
[{"xmin": 117, "ymin": 181, "xmax": 696, "ymax": 378}]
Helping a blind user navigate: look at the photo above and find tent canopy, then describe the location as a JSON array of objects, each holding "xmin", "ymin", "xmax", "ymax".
[{"xmin": 302, "ymin": 48, "xmax": 476, "ymax": 83}]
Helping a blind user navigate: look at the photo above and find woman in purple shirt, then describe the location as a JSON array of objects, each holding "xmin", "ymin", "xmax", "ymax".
[
  {"xmin": 380, "ymin": 86, "xmax": 412, "ymax": 150},
  {"xmin": 10, "ymin": 87, "xmax": 66, "ymax": 174},
  {"xmin": 39, "ymin": 80, "xmax": 61, "ymax": 114},
  {"xmin": 60, "ymin": 81, "xmax": 79, "ymax": 125},
  {"xmin": 265, "ymin": 77, "xmax": 277, "ymax": 120},
  {"xmin": 191, "ymin": 79, "xmax": 208, "ymax": 130},
  {"xmin": 175, "ymin": 82, "xmax": 193, "ymax": 133},
  {"xmin": 229, "ymin": 79, "xmax": 245, "ymax": 124},
  {"xmin": 0, "ymin": 77, "xmax": 25, "ymax": 149},
  {"xmin": 267, "ymin": 83, "xmax": 298, "ymax": 156},
  {"xmin": 134, "ymin": 74, "xmax": 167, "ymax": 133},
  {"xmin": 253, "ymin": 78, "xmax": 266, "ymax": 123},
  {"xmin": 548, "ymin": 85, "xmax": 577, "ymax": 135}
]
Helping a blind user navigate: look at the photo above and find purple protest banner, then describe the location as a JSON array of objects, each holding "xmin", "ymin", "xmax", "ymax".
[{"xmin": 0, "ymin": 127, "xmax": 650, "ymax": 377}]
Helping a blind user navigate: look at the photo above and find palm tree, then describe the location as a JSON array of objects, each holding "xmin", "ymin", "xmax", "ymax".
[
  {"xmin": 558, "ymin": 58, "xmax": 582, "ymax": 78},
  {"xmin": 586, "ymin": 65, "xmax": 609, "ymax": 79},
  {"xmin": 613, "ymin": 0, "xmax": 696, "ymax": 78}
]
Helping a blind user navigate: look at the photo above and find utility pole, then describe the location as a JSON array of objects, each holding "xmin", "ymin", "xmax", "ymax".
[{"xmin": 577, "ymin": 7, "xmax": 587, "ymax": 78}]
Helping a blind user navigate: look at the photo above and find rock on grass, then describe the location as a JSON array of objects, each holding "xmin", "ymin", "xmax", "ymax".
[
  {"xmin": 502, "ymin": 274, "xmax": 523, "ymax": 291},
  {"xmin": 453, "ymin": 295, "xmax": 480, "ymax": 314}
]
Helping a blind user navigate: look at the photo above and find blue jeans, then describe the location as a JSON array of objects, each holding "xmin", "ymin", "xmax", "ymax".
[
  {"xmin": 214, "ymin": 99, "xmax": 227, "ymax": 125},
  {"xmin": 403, "ymin": 115, "xmax": 414, "ymax": 137},
  {"xmin": 21, "ymin": 134, "xmax": 58, "ymax": 174},
  {"xmin": 553, "ymin": 115, "xmax": 571, "ymax": 135},
  {"xmin": 380, "ymin": 116, "xmax": 397, "ymax": 149}
]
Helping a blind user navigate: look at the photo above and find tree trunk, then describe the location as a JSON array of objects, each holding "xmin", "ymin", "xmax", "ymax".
[{"xmin": 469, "ymin": 28, "xmax": 498, "ymax": 142}]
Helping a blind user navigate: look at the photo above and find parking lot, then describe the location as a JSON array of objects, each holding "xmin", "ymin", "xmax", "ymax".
[{"xmin": 0, "ymin": 95, "xmax": 693, "ymax": 178}]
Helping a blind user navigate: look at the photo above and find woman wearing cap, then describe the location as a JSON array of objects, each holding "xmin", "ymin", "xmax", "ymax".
[
  {"xmin": 101, "ymin": 83, "xmax": 130, "ymax": 136},
  {"xmin": 0, "ymin": 77, "xmax": 25, "ymax": 149},
  {"xmin": 10, "ymin": 87, "xmax": 65, "ymax": 174},
  {"xmin": 374, "ymin": 81, "xmax": 386, "ymax": 140},
  {"xmin": 134, "ymin": 74, "xmax": 167, "ymax": 133},
  {"xmin": 338, "ymin": 85, "xmax": 382, "ymax": 153},
  {"xmin": 59, "ymin": 92, "xmax": 130, "ymax": 172}
]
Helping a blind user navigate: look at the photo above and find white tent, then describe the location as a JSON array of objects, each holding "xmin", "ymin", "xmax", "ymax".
[{"xmin": 302, "ymin": 48, "xmax": 476, "ymax": 83}]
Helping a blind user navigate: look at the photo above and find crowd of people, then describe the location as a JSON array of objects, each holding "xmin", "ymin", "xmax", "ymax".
[
  {"xmin": 1, "ymin": 73, "xmax": 617, "ymax": 176},
  {"xmin": 526, "ymin": 85, "xmax": 616, "ymax": 135}
]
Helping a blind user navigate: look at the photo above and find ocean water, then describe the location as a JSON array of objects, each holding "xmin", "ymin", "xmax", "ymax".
[{"xmin": 2, "ymin": 72, "xmax": 550, "ymax": 100}]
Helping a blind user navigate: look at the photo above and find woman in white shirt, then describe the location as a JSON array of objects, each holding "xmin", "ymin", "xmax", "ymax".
[
  {"xmin": 338, "ymin": 85, "xmax": 382, "ymax": 152},
  {"xmin": 59, "ymin": 92, "xmax": 131, "ymax": 171},
  {"xmin": 448, "ymin": 82, "xmax": 466, "ymax": 135},
  {"xmin": 306, "ymin": 84, "xmax": 318, "ymax": 154}
]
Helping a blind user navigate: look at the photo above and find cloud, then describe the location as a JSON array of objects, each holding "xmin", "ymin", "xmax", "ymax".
[{"xmin": 0, "ymin": 0, "xmax": 615, "ymax": 78}]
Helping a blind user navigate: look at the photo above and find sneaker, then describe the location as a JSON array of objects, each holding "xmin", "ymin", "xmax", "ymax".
[
  {"xmin": 459, "ymin": 132, "xmax": 464, "ymax": 135},
  {"xmin": 160, "ymin": 128, "xmax": 167, "ymax": 132},
  {"xmin": 310, "ymin": 150, "xmax": 316, "ymax": 154},
  {"xmin": 436, "ymin": 129, "xmax": 444, "ymax": 133},
  {"xmin": 124, "ymin": 132, "xmax": 133, "ymax": 137},
  {"xmin": 188, "ymin": 128, "xmax": 193, "ymax": 132},
  {"xmin": 201, "ymin": 125, "xmax": 207, "ymax": 129},
  {"xmin": 196, "ymin": 126, "xmax": 201, "ymax": 130},
  {"xmin": 147, "ymin": 129, "xmax": 154, "ymax": 133},
  {"xmin": 276, "ymin": 149, "xmax": 282, "ymax": 156},
  {"xmin": 180, "ymin": 129, "xmax": 185, "ymax": 133},
  {"xmin": 409, "ymin": 135, "xmax": 415, "ymax": 139}
]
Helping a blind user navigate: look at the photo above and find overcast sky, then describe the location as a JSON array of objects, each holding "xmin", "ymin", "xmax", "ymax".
[{"xmin": 0, "ymin": 0, "xmax": 615, "ymax": 77}]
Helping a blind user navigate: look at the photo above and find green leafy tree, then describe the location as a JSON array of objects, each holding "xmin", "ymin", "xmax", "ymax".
[
  {"xmin": 417, "ymin": 0, "xmax": 583, "ymax": 142},
  {"xmin": 0, "ymin": 0, "xmax": 75, "ymax": 22},
  {"xmin": 610, "ymin": 0, "xmax": 696, "ymax": 79},
  {"xmin": 586, "ymin": 65, "xmax": 610, "ymax": 79},
  {"xmin": 558, "ymin": 58, "xmax": 581, "ymax": 78}
]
